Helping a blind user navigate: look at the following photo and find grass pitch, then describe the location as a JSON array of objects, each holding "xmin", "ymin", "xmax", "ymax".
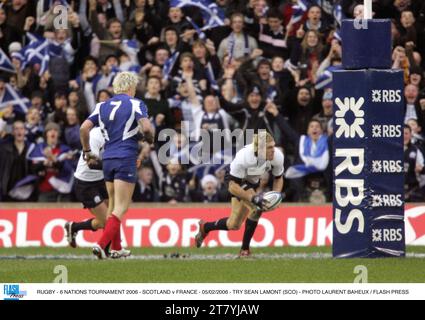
[{"xmin": 0, "ymin": 246, "xmax": 424, "ymax": 283}]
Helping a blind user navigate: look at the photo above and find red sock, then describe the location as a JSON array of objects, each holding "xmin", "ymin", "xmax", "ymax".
[
  {"xmin": 111, "ymin": 221, "xmax": 122, "ymax": 251},
  {"xmin": 98, "ymin": 215, "xmax": 121, "ymax": 250}
]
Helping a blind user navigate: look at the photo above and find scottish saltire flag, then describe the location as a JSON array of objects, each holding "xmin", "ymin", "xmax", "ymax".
[
  {"xmin": 163, "ymin": 51, "xmax": 180, "ymax": 80},
  {"xmin": 201, "ymin": 2, "xmax": 225, "ymax": 31},
  {"xmin": 170, "ymin": 0, "xmax": 224, "ymax": 30},
  {"xmin": 0, "ymin": 48, "xmax": 15, "ymax": 73},
  {"xmin": 27, "ymin": 142, "xmax": 75, "ymax": 194},
  {"xmin": 315, "ymin": 65, "xmax": 343, "ymax": 90},
  {"xmin": 285, "ymin": 135, "xmax": 329, "ymax": 179},
  {"xmin": 22, "ymin": 39, "xmax": 50, "ymax": 75},
  {"xmin": 186, "ymin": 17, "xmax": 207, "ymax": 40},
  {"xmin": 290, "ymin": 0, "xmax": 309, "ymax": 24},
  {"xmin": 26, "ymin": 32, "xmax": 44, "ymax": 44},
  {"xmin": 0, "ymin": 84, "xmax": 31, "ymax": 114},
  {"xmin": 170, "ymin": 0, "xmax": 210, "ymax": 10}
]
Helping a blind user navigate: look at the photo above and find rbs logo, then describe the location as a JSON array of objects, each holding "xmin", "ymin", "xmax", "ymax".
[
  {"xmin": 335, "ymin": 97, "xmax": 365, "ymax": 139},
  {"xmin": 372, "ymin": 90, "xmax": 402, "ymax": 103},
  {"xmin": 372, "ymin": 229, "xmax": 403, "ymax": 242}
]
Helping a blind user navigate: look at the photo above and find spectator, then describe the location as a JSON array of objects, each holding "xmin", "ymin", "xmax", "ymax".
[
  {"xmin": 404, "ymin": 125, "xmax": 425, "ymax": 202},
  {"xmin": 258, "ymin": 10, "xmax": 289, "ymax": 60},
  {"xmin": 282, "ymin": 119, "xmax": 330, "ymax": 202},
  {"xmin": 28, "ymin": 122, "xmax": 74, "ymax": 202},
  {"xmin": 133, "ymin": 166, "xmax": 158, "ymax": 202},
  {"xmin": 25, "ymin": 107, "xmax": 43, "ymax": 144},
  {"xmin": 404, "ymin": 83, "xmax": 423, "ymax": 125},
  {"xmin": 160, "ymin": 159, "xmax": 187, "ymax": 203},
  {"xmin": 144, "ymin": 76, "xmax": 174, "ymax": 132},
  {"xmin": 313, "ymin": 90, "xmax": 333, "ymax": 132},
  {"xmin": 0, "ymin": 120, "xmax": 35, "ymax": 201},
  {"xmin": 64, "ymin": 107, "xmax": 81, "ymax": 151},
  {"xmin": 217, "ymin": 12, "xmax": 258, "ymax": 62},
  {"xmin": 190, "ymin": 174, "xmax": 227, "ymax": 203}
]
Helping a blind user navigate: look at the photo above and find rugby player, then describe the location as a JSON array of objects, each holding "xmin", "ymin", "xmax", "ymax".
[
  {"xmin": 80, "ymin": 72, "xmax": 154, "ymax": 259},
  {"xmin": 64, "ymin": 127, "xmax": 131, "ymax": 259},
  {"xmin": 195, "ymin": 132, "xmax": 284, "ymax": 257}
]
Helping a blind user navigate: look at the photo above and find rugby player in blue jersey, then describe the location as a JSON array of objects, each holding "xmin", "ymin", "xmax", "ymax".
[{"xmin": 80, "ymin": 72, "xmax": 154, "ymax": 259}]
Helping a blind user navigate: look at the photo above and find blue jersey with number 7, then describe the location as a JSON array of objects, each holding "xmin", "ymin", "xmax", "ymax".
[{"xmin": 88, "ymin": 94, "xmax": 149, "ymax": 160}]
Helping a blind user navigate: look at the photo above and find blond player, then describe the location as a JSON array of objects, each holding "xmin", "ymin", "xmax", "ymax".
[{"xmin": 195, "ymin": 132, "xmax": 284, "ymax": 257}]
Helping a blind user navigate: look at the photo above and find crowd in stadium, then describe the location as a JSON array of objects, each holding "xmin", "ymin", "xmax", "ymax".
[{"xmin": 0, "ymin": 0, "xmax": 424, "ymax": 204}]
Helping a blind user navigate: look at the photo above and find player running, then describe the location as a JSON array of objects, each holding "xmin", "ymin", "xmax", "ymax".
[
  {"xmin": 195, "ymin": 132, "xmax": 284, "ymax": 257},
  {"xmin": 80, "ymin": 72, "xmax": 154, "ymax": 259},
  {"xmin": 64, "ymin": 127, "xmax": 131, "ymax": 259}
]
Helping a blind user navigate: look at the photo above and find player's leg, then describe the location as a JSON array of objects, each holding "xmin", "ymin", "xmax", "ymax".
[
  {"xmin": 108, "ymin": 179, "xmax": 135, "ymax": 258},
  {"xmin": 93, "ymin": 181, "xmax": 115, "ymax": 259},
  {"xmin": 65, "ymin": 180, "xmax": 108, "ymax": 248},
  {"xmin": 195, "ymin": 198, "xmax": 250, "ymax": 248},
  {"xmin": 240, "ymin": 205, "xmax": 262, "ymax": 257}
]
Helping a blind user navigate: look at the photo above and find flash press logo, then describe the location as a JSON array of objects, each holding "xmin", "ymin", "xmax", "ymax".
[
  {"xmin": 3, "ymin": 284, "xmax": 27, "ymax": 300},
  {"xmin": 335, "ymin": 97, "xmax": 365, "ymax": 138}
]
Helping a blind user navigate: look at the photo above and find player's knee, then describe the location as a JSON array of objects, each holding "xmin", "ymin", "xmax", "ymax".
[{"xmin": 227, "ymin": 220, "xmax": 242, "ymax": 231}]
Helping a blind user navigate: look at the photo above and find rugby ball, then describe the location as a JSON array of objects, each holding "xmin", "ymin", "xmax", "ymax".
[{"xmin": 263, "ymin": 191, "xmax": 283, "ymax": 212}]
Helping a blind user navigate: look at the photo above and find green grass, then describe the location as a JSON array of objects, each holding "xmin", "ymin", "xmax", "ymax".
[{"xmin": 0, "ymin": 247, "xmax": 424, "ymax": 283}]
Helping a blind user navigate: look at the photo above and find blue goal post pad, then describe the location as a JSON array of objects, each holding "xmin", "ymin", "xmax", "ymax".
[
  {"xmin": 332, "ymin": 69, "xmax": 405, "ymax": 258},
  {"xmin": 341, "ymin": 19, "xmax": 392, "ymax": 70}
]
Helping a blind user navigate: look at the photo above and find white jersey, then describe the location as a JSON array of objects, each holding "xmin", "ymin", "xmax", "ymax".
[
  {"xmin": 74, "ymin": 127, "xmax": 105, "ymax": 182},
  {"xmin": 230, "ymin": 144, "xmax": 284, "ymax": 185}
]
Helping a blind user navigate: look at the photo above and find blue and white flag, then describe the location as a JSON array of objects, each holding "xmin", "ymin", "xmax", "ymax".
[
  {"xmin": 163, "ymin": 51, "xmax": 180, "ymax": 80},
  {"xmin": 121, "ymin": 39, "xmax": 138, "ymax": 56},
  {"xmin": 22, "ymin": 39, "xmax": 50, "ymax": 75},
  {"xmin": 0, "ymin": 48, "xmax": 15, "ymax": 73},
  {"xmin": 27, "ymin": 142, "xmax": 75, "ymax": 194},
  {"xmin": 8, "ymin": 175, "xmax": 38, "ymax": 200},
  {"xmin": 285, "ymin": 135, "xmax": 329, "ymax": 179},
  {"xmin": 205, "ymin": 62, "xmax": 219, "ymax": 92},
  {"xmin": 315, "ymin": 65, "xmax": 342, "ymax": 90},
  {"xmin": 201, "ymin": 2, "xmax": 225, "ymax": 31},
  {"xmin": 26, "ymin": 32, "xmax": 45, "ymax": 44},
  {"xmin": 186, "ymin": 17, "xmax": 207, "ymax": 40},
  {"xmin": 170, "ymin": 0, "xmax": 224, "ymax": 30},
  {"xmin": 0, "ymin": 84, "xmax": 31, "ymax": 114},
  {"xmin": 290, "ymin": 0, "xmax": 309, "ymax": 24},
  {"xmin": 333, "ymin": 4, "xmax": 344, "ymax": 26}
]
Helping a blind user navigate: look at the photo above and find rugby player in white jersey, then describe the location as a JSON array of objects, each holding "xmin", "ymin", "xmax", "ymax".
[
  {"xmin": 64, "ymin": 127, "xmax": 130, "ymax": 259},
  {"xmin": 195, "ymin": 132, "xmax": 284, "ymax": 257}
]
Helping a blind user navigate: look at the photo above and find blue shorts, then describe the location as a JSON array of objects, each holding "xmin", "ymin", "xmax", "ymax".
[{"xmin": 103, "ymin": 158, "xmax": 137, "ymax": 183}]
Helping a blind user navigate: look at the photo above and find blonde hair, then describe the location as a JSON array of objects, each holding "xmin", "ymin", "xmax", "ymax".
[
  {"xmin": 253, "ymin": 132, "xmax": 274, "ymax": 153},
  {"xmin": 112, "ymin": 72, "xmax": 139, "ymax": 95}
]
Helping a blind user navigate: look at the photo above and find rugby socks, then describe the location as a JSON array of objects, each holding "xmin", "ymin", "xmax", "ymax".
[
  {"xmin": 204, "ymin": 218, "xmax": 229, "ymax": 233},
  {"xmin": 72, "ymin": 219, "xmax": 96, "ymax": 233},
  {"xmin": 241, "ymin": 219, "xmax": 258, "ymax": 251},
  {"xmin": 98, "ymin": 215, "xmax": 121, "ymax": 250},
  {"xmin": 111, "ymin": 224, "xmax": 122, "ymax": 251}
]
